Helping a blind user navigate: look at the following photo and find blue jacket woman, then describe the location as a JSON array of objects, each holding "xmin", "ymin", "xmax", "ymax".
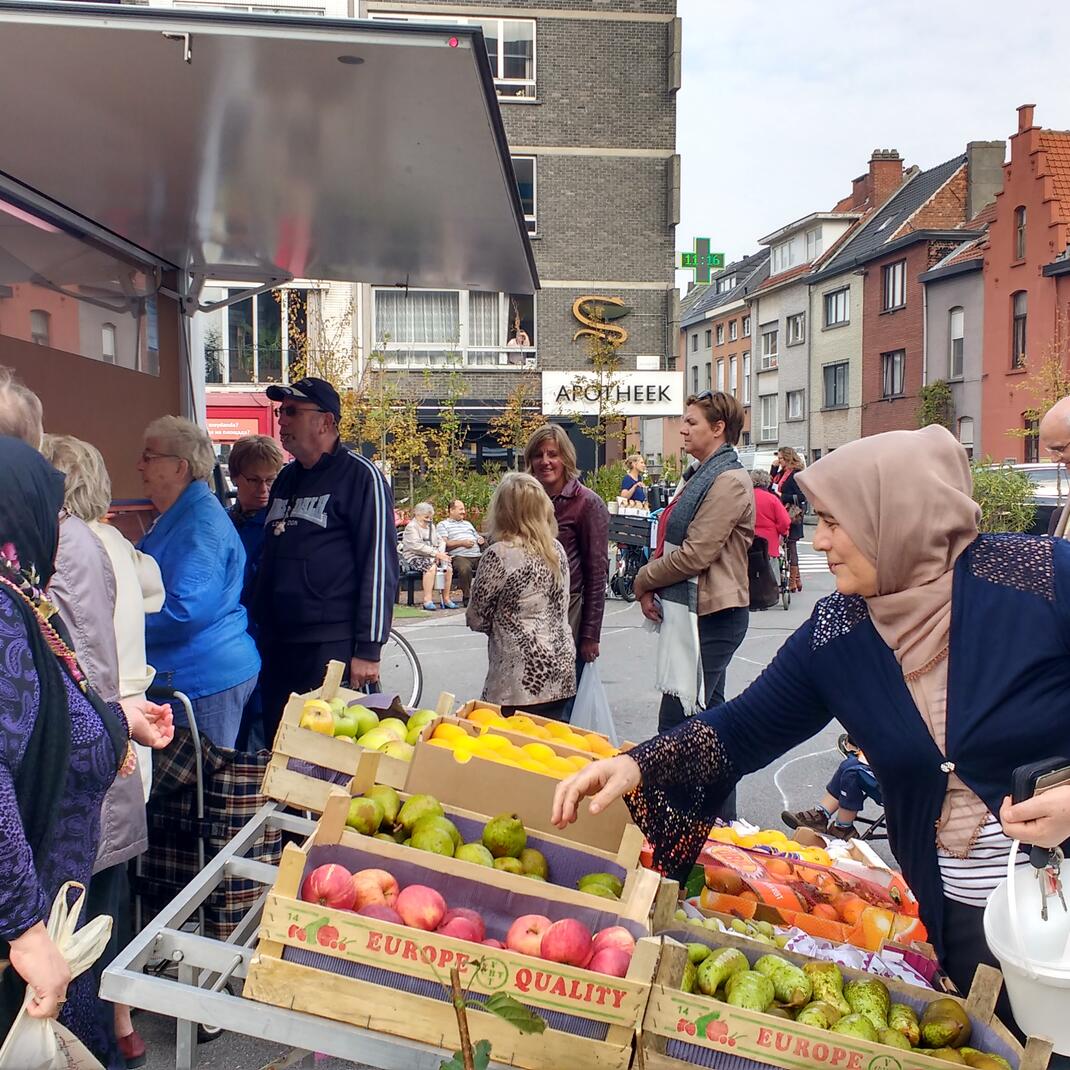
[
  {"xmin": 137, "ymin": 417, "xmax": 259, "ymax": 748},
  {"xmin": 552, "ymin": 427, "xmax": 1070, "ymax": 1041}
]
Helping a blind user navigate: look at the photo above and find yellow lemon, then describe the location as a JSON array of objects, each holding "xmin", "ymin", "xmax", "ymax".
[
  {"xmin": 530, "ymin": 726, "xmax": 554, "ymax": 740},
  {"xmin": 477, "ymin": 733, "xmax": 510, "ymax": 751},
  {"xmin": 586, "ymin": 734, "xmax": 617, "ymax": 757},
  {"xmin": 452, "ymin": 743, "xmax": 475, "ymax": 764},
  {"xmin": 521, "ymin": 742, "xmax": 558, "ymax": 763},
  {"xmin": 518, "ymin": 758, "xmax": 551, "ymax": 775},
  {"xmin": 558, "ymin": 732, "xmax": 589, "ymax": 751},
  {"xmin": 565, "ymin": 754, "xmax": 591, "ymax": 771},
  {"xmin": 432, "ymin": 723, "xmax": 468, "ymax": 742},
  {"xmin": 467, "ymin": 707, "xmax": 499, "ymax": 725},
  {"xmin": 545, "ymin": 756, "xmax": 581, "ymax": 777},
  {"xmin": 543, "ymin": 721, "xmax": 573, "ymax": 740},
  {"xmin": 426, "ymin": 738, "xmax": 455, "ymax": 750}
]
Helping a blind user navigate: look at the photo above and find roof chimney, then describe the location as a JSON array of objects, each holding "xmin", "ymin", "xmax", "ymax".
[
  {"xmin": 966, "ymin": 140, "xmax": 1006, "ymax": 219},
  {"xmin": 1018, "ymin": 104, "xmax": 1036, "ymax": 133},
  {"xmin": 869, "ymin": 149, "xmax": 904, "ymax": 206}
]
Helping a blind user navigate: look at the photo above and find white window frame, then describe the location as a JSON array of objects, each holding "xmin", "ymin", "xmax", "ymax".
[
  {"xmin": 786, "ymin": 389, "xmax": 804, "ymax": 421},
  {"xmin": 728, "ymin": 355, "xmax": 738, "ymax": 397},
  {"xmin": 372, "ymin": 12, "xmax": 536, "ymax": 100},
  {"xmin": 728, "ymin": 320, "xmax": 738, "ymax": 342},
  {"xmin": 786, "ymin": 312, "xmax": 805, "ymax": 346},
  {"xmin": 759, "ymin": 394, "xmax": 778, "ymax": 441},
  {"xmin": 716, "ymin": 324, "xmax": 724, "ymax": 346},
  {"xmin": 716, "ymin": 358, "xmax": 724, "ymax": 391},
  {"xmin": 882, "ymin": 259, "xmax": 906, "ymax": 311},
  {"xmin": 1012, "ymin": 291, "xmax": 1027, "ymax": 369},
  {"xmin": 824, "ymin": 287, "xmax": 850, "ymax": 327},
  {"xmin": 29, "ymin": 308, "xmax": 50, "ymax": 346},
  {"xmin": 743, "ymin": 315, "xmax": 751, "ymax": 337},
  {"xmin": 771, "ymin": 241, "xmax": 794, "ymax": 275},
  {"xmin": 760, "ymin": 327, "xmax": 778, "ymax": 370},
  {"xmin": 805, "ymin": 227, "xmax": 822, "ymax": 261},
  {"xmin": 704, "ymin": 361, "xmax": 711, "ymax": 390},
  {"xmin": 691, "ymin": 333, "xmax": 698, "ymax": 353},
  {"xmin": 743, "ymin": 352, "xmax": 751, "ymax": 404},
  {"xmin": 949, "ymin": 307, "xmax": 964, "ymax": 380},
  {"xmin": 101, "ymin": 322, "xmax": 117, "ymax": 364},
  {"xmin": 691, "ymin": 365, "xmax": 699, "ymax": 393},
  {"xmin": 511, "ymin": 155, "xmax": 537, "ymax": 235},
  {"xmin": 881, "ymin": 350, "xmax": 905, "ymax": 398}
]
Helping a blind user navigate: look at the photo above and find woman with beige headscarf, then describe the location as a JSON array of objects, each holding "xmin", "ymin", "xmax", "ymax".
[{"xmin": 552, "ymin": 425, "xmax": 1070, "ymax": 1032}]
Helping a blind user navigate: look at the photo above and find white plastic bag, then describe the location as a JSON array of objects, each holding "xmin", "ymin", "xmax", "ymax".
[
  {"xmin": 0, "ymin": 882, "xmax": 112, "ymax": 1070},
  {"xmin": 569, "ymin": 663, "xmax": 620, "ymax": 746}
]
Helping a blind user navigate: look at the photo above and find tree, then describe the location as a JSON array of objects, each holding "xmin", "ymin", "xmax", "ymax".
[
  {"xmin": 489, "ymin": 373, "xmax": 544, "ymax": 469},
  {"xmin": 970, "ymin": 459, "xmax": 1037, "ymax": 533},
  {"xmin": 419, "ymin": 369, "xmax": 473, "ymax": 507},
  {"xmin": 917, "ymin": 380, "xmax": 954, "ymax": 430}
]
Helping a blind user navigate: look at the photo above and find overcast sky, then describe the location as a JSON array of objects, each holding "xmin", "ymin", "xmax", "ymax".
[{"xmin": 675, "ymin": 0, "xmax": 1070, "ymax": 286}]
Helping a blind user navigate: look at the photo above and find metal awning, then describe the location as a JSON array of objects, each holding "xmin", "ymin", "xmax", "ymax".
[{"xmin": 0, "ymin": 3, "xmax": 538, "ymax": 296}]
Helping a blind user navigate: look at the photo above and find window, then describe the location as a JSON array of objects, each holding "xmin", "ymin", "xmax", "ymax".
[
  {"xmin": 812, "ymin": 449, "xmax": 822, "ymax": 461},
  {"xmin": 882, "ymin": 260, "xmax": 906, "ymax": 311},
  {"xmin": 728, "ymin": 355, "xmax": 738, "ymax": 397},
  {"xmin": 691, "ymin": 333, "xmax": 698, "ymax": 353},
  {"xmin": 374, "ymin": 13, "xmax": 535, "ymax": 99},
  {"xmin": 1015, "ymin": 206, "xmax": 1027, "ymax": 260},
  {"xmin": 823, "ymin": 287, "xmax": 850, "ymax": 327},
  {"xmin": 204, "ymin": 286, "xmax": 309, "ymax": 384},
  {"xmin": 771, "ymin": 241, "xmax": 796, "ymax": 275},
  {"xmin": 716, "ymin": 324, "xmax": 724, "ymax": 345},
  {"xmin": 958, "ymin": 416, "xmax": 975, "ymax": 460},
  {"xmin": 691, "ymin": 366, "xmax": 699, "ymax": 393},
  {"xmin": 371, "ymin": 287, "xmax": 535, "ymax": 369},
  {"xmin": 786, "ymin": 389, "xmax": 804, "ymax": 421},
  {"xmin": 742, "ymin": 352, "xmax": 751, "ymax": 404},
  {"xmin": 949, "ymin": 307, "xmax": 964, "ymax": 379},
  {"xmin": 29, "ymin": 309, "xmax": 50, "ymax": 346},
  {"xmin": 101, "ymin": 323, "xmax": 116, "ymax": 364},
  {"xmin": 1012, "ymin": 291, "xmax": 1027, "ymax": 368},
  {"xmin": 716, "ymin": 358, "xmax": 724, "ymax": 391},
  {"xmin": 704, "ymin": 362, "xmax": 711, "ymax": 390},
  {"xmin": 786, "ymin": 312, "xmax": 805, "ymax": 346},
  {"xmin": 760, "ymin": 327, "xmax": 778, "ymax": 370},
  {"xmin": 715, "ymin": 275, "xmax": 737, "ymax": 294},
  {"xmin": 511, "ymin": 156, "xmax": 536, "ymax": 234},
  {"xmin": 743, "ymin": 315, "xmax": 751, "ymax": 337},
  {"xmin": 1024, "ymin": 416, "xmax": 1039, "ymax": 463},
  {"xmin": 881, "ymin": 350, "xmax": 905, "ymax": 398},
  {"xmin": 759, "ymin": 394, "xmax": 778, "ymax": 441},
  {"xmin": 805, "ymin": 227, "xmax": 822, "ymax": 261},
  {"xmin": 728, "ymin": 320, "xmax": 738, "ymax": 342},
  {"xmin": 823, "ymin": 361, "xmax": 849, "ymax": 408},
  {"xmin": 704, "ymin": 328, "xmax": 712, "ymax": 348}
]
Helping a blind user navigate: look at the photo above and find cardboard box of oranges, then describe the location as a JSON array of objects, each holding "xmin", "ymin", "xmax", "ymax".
[{"xmin": 455, "ymin": 698, "xmax": 636, "ymax": 756}]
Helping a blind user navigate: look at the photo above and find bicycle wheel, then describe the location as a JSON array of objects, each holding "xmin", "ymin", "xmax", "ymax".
[{"xmin": 375, "ymin": 630, "xmax": 423, "ymax": 708}]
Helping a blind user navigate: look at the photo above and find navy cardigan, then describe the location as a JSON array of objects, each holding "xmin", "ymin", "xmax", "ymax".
[{"xmin": 628, "ymin": 534, "xmax": 1070, "ymax": 957}]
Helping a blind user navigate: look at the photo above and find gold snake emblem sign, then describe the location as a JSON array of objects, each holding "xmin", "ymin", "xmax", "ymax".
[{"xmin": 571, "ymin": 295, "xmax": 631, "ymax": 348}]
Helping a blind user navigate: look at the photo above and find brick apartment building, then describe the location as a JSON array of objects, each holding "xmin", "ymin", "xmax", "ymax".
[{"xmin": 980, "ymin": 104, "xmax": 1070, "ymax": 461}]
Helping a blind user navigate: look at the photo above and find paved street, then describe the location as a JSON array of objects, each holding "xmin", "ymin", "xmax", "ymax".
[{"xmin": 137, "ymin": 541, "xmax": 879, "ymax": 1070}]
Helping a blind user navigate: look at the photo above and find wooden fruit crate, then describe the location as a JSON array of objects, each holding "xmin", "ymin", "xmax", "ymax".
[
  {"xmin": 261, "ymin": 661, "xmax": 450, "ymax": 803},
  {"xmin": 242, "ymin": 797, "xmax": 663, "ymax": 1070},
  {"xmin": 405, "ymin": 735, "xmax": 635, "ymax": 854},
  {"xmin": 639, "ymin": 937, "xmax": 1051, "ymax": 1070}
]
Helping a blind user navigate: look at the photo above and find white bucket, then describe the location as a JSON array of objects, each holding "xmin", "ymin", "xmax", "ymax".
[
  {"xmin": 433, "ymin": 566, "xmax": 446, "ymax": 592},
  {"xmin": 983, "ymin": 840, "xmax": 1070, "ymax": 1055}
]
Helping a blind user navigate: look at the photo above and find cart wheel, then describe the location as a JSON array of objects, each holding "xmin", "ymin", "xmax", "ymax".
[
  {"xmin": 781, "ymin": 587, "xmax": 791, "ymax": 610},
  {"xmin": 198, "ymin": 1022, "xmax": 225, "ymax": 1044},
  {"xmin": 619, "ymin": 574, "xmax": 636, "ymax": 602}
]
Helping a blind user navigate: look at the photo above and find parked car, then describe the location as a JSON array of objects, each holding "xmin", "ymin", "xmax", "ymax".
[{"xmin": 1010, "ymin": 462, "xmax": 1066, "ymax": 534}]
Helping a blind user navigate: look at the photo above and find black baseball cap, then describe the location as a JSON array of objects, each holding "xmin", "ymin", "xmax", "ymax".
[{"xmin": 266, "ymin": 377, "xmax": 341, "ymax": 421}]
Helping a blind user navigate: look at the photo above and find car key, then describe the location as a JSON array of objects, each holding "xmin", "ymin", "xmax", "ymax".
[{"xmin": 1011, "ymin": 759, "xmax": 1070, "ymax": 920}]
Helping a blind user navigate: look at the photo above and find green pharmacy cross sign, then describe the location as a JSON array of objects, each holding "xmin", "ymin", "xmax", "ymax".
[{"xmin": 678, "ymin": 238, "xmax": 725, "ymax": 284}]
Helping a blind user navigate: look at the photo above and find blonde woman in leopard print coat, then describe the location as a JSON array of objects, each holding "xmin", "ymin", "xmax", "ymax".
[{"xmin": 466, "ymin": 472, "xmax": 576, "ymax": 721}]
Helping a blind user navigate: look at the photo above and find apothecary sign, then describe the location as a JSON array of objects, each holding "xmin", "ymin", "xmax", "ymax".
[{"xmin": 542, "ymin": 370, "xmax": 684, "ymax": 417}]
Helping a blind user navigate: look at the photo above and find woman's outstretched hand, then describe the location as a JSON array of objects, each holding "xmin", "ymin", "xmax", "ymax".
[
  {"xmin": 551, "ymin": 755, "xmax": 642, "ymax": 829},
  {"xmin": 1000, "ymin": 785, "xmax": 1070, "ymax": 849},
  {"xmin": 120, "ymin": 698, "xmax": 175, "ymax": 749}
]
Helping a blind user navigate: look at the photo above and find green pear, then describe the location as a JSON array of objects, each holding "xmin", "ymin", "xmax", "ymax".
[
  {"xmin": 381, "ymin": 740, "xmax": 415, "ymax": 761},
  {"xmin": 582, "ymin": 884, "xmax": 619, "ymax": 899},
  {"xmin": 413, "ymin": 815, "xmax": 462, "ymax": 851},
  {"xmin": 518, "ymin": 848, "xmax": 548, "ymax": 879},
  {"xmin": 454, "ymin": 842, "xmax": 495, "ymax": 867},
  {"xmin": 346, "ymin": 796, "xmax": 384, "ymax": 835},
  {"xmin": 493, "ymin": 857, "xmax": 524, "ymax": 874},
  {"xmin": 397, "ymin": 794, "xmax": 444, "ymax": 834},
  {"xmin": 525, "ymin": 873, "xmax": 546, "ymax": 881},
  {"xmin": 482, "ymin": 813, "xmax": 527, "ymax": 859},
  {"xmin": 687, "ymin": 943, "xmax": 712, "ymax": 965},
  {"xmin": 365, "ymin": 785, "xmax": 401, "ymax": 826},
  {"xmin": 410, "ymin": 824, "xmax": 455, "ymax": 857},
  {"xmin": 578, "ymin": 872, "xmax": 624, "ymax": 897}
]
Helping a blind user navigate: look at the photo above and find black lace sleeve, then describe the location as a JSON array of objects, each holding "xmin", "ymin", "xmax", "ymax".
[{"xmin": 624, "ymin": 718, "xmax": 738, "ymax": 881}]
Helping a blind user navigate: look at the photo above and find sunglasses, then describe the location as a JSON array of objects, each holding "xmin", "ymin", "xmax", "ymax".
[{"xmin": 274, "ymin": 404, "xmax": 328, "ymax": 418}]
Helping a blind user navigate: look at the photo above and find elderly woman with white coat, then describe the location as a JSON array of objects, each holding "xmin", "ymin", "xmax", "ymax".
[{"xmin": 401, "ymin": 502, "xmax": 457, "ymax": 610}]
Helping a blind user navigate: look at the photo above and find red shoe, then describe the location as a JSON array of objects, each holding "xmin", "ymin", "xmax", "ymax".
[{"xmin": 117, "ymin": 1030, "xmax": 147, "ymax": 1069}]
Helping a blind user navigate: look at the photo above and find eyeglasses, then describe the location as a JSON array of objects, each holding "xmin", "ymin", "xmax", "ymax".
[
  {"xmin": 274, "ymin": 404, "xmax": 328, "ymax": 418},
  {"xmin": 140, "ymin": 450, "xmax": 179, "ymax": 464},
  {"xmin": 237, "ymin": 475, "xmax": 276, "ymax": 489}
]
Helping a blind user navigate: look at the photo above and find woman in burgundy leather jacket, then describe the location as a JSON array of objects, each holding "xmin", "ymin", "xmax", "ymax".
[{"xmin": 523, "ymin": 426, "xmax": 609, "ymax": 676}]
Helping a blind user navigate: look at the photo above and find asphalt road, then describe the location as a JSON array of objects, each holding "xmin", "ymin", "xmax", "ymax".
[{"xmin": 136, "ymin": 542, "xmax": 881, "ymax": 1070}]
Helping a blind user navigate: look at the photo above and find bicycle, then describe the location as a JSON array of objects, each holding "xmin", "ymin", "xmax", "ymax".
[
  {"xmin": 372, "ymin": 628, "xmax": 424, "ymax": 708},
  {"xmin": 777, "ymin": 534, "xmax": 792, "ymax": 611}
]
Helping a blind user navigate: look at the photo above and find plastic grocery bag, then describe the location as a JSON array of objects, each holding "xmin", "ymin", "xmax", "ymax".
[
  {"xmin": 569, "ymin": 663, "xmax": 620, "ymax": 746},
  {"xmin": 0, "ymin": 882, "xmax": 112, "ymax": 1070}
]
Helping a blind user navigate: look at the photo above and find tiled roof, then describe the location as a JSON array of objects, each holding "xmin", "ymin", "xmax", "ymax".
[
  {"xmin": 968, "ymin": 200, "xmax": 998, "ymax": 228},
  {"xmin": 942, "ymin": 238, "xmax": 986, "ymax": 268},
  {"xmin": 680, "ymin": 249, "xmax": 770, "ymax": 327},
  {"xmin": 811, "ymin": 154, "xmax": 967, "ymax": 280},
  {"xmin": 1039, "ymin": 130, "xmax": 1070, "ymax": 223},
  {"xmin": 753, "ymin": 262, "xmax": 812, "ymax": 294}
]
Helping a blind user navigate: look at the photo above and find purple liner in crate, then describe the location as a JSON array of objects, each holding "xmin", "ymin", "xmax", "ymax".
[
  {"xmin": 344, "ymin": 693, "xmax": 408, "ymax": 716},
  {"xmin": 286, "ymin": 757, "xmax": 353, "ymax": 785},
  {"xmin": 665, "ymin": 1039, "xmax": 758, "ymax": 1068},
  {"xmin": 301, "ymin": 842, "xmax": 647, "ymax": 944},
  {"xmin": 284, "ymin": 945, "xmax": 611, "ymax": 1041}
]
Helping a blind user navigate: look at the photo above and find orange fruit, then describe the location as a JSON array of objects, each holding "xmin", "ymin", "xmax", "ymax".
[{"xmin": 467, "ymin": 707, "xmax": 499, "ymax": 725}]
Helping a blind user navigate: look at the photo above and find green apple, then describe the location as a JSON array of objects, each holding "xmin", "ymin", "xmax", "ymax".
[
  {"xmin": 381, "ymin": 740, "xmax": 415, "ymax": 762},
  {"xmin": 407, "ymin": 708, "xmax": 437, "ymax": 731},
  {"xmin": 405, "ymin": 723, "xmax": 427, "ymax": 746},
  {"xmin": 357, "ymin": 726, "xmax": 398, "ymax": 751},
  {"xmin": 328, "ymin": 697, "xmax": 347, "ymax": 715},
  {"xmin": 331, "ymin": 708, "xmax": 360, "ymax": 738},
  {"xmin": 348, "ymin": 704, "xmax": 380, "ymax": 738},
  {"xmin": 378, "ymin": 717, "xmax": 408, "ymax": 742}
]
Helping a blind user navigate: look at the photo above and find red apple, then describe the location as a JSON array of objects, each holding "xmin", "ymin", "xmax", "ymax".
[
  {"xmin": 439, "ymin": 908, "xmax": 486, "ymax": 943},
  {"xmin": 316, "ymin": 924, "xmax": 340, "ymax": 947},
  {"xmin": 588, "ymin": 947, "xmax": 632, "ymax": 977},
  {"xmin": 395, "ymin": 885, "xmax": 447, "ymax": 931},
  {"xmin": 437, "ymin": 917, "xmax": 482, "ymax": 942},
  {"xmin": 591, "ymin": 926, "xmax": 637, "ymax": 956},
  {"xmin": 300, "ymin": 864, "xmax": 355, "ymax": 910},
  {"xmin": 357, "ymin": 903, "xmax": 404, "ymax": 925},
  {"xmin": 482, "ymin": 938, "xmax": 505, "ymax": 948},
  {"xmin": 351, "ymin": 868, "xmax": 400, "ymax": 909},
  {"xmin": 505, "ymin": 914, "xmax": 552, "ymax": 957},
  {"xmin": 540, "ymin": 918, "xmax": 593, "ymax": 966}
]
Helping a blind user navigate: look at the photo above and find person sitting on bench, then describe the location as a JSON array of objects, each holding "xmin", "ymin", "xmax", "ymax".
[{"xmin": 782, "ymin": 738, "xmax": 882, "ymax": 840}]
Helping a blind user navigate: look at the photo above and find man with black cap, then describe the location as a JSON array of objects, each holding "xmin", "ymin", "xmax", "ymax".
[{"xmin": 253, "ymin": 377, "xmax": 398, "ymax": 740}]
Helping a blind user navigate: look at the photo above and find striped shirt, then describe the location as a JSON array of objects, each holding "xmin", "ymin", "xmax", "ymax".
[{"xmin": 938, "ymin": 814, "xmax": 1029, "ymax": 907}]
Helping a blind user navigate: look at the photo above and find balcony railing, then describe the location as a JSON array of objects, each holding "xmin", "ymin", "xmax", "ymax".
[{"xmin": 378, "ymin": 346, "xmax": 537, "ymax": 370}]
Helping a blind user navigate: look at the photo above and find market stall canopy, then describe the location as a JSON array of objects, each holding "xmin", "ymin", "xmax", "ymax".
[{"xmin": 0, "ymin": 2, "xmax": 538, "ymax": 296}]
